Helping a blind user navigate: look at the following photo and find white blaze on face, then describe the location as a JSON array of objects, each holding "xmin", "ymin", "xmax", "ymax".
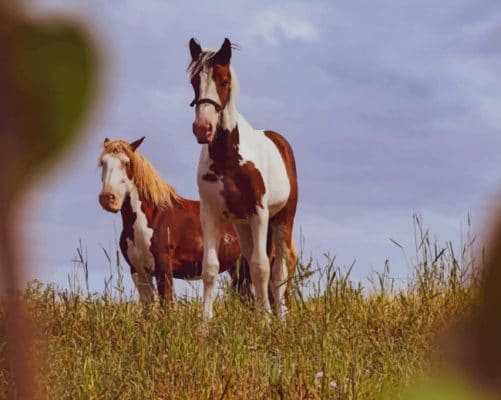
[
  {"xmin": 195, "ymin": 67, "xmax": 220, "ymax": 131},
  {"xmin": 100, "ymin": 153, "xmax": 133, "ymax": 208}
]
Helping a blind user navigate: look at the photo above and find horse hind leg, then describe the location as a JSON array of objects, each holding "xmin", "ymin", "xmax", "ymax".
[
  {"xmin": 268, "ymin": 223, "xmax": 290, "ymax": 318},
  {"xmin": 233, "ymin": 224, "xmax": 256, "ymax": 301},
  {"xmin": 230, "ymin": 225, "xmax": 274, "ymax": 303},
  {"xmin": 270, "ymin": 198, "xmax": 298, "ymax": 319},
  {"xmin": 285, "ymin": 239, "xmax": 298, "ymax": 305},
  {"xmin": 268, "ymin": 238, "xmax": 297, "ymax": 307}
]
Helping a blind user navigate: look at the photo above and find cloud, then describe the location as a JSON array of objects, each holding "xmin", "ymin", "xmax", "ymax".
[{"xmin": 245, "ymin": 5, "xmax": 320, "ymax": 45}]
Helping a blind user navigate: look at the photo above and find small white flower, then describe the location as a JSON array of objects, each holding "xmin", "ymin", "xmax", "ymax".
[
  {"xmin": 329, "ymin": 380, "xmax": 337, "ymax": 390},
  {"xmin": 315, "ymin": 371, "xmax": 324, "ymax": 380}
]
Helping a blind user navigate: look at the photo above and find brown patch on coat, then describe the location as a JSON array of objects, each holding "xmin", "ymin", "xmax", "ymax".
[
  {"xmin": 212, "ymin": 63, "xmax": 231, "ymax": 107},
  {"xmin": 119, "ymin": 195, "xmax": 136, "ymax": 272},
  {"xmin": 190, "ymin": 73, "xmax": 200, "ymax": 104},
  {"xmin": 207, "ymin": 127, "xmax": 266, "ymax": 219},
  {"xmin": 202, "ymin": 173, "xmax": 218, "ymax": 182}
]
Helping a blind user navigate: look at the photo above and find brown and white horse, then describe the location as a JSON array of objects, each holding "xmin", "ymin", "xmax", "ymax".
[
  {"xmin": 98, "ymin": 137, "xmax": 252, "ymax": 304},
  {"xmin": 188, "ymin": 38, "xmax": 298, "ymax": 319}
]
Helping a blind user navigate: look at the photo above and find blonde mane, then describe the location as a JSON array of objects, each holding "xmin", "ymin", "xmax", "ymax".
[{"xmin": 100, "ymin": 139, "xmax": 181, "ymax": 208}]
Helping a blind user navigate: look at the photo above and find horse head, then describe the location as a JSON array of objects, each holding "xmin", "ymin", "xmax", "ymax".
[
  {"xmin": 98, "ymin": 136, "xmax": 144, "ymax": 212},
  {"xmin": 188, "ymin": 38, "xmax": 237, "ymax": 143}
]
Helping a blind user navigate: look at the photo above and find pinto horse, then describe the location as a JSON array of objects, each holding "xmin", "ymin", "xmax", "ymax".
[
  {"xmin": 188, "ymin": 38, "xmax": 298, "ymax": 319},
  {"xmin": 98, "ymin": 137, "xmax": 252, "ymax": 304}
]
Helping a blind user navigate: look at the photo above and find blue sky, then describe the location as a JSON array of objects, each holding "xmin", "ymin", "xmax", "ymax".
[{"xmin": 27, "ymin": 0, "xmax": 501, "ymax": 294}]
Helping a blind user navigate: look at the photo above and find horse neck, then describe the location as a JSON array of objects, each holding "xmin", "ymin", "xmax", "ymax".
[{"xmin": 120, "ymin": 184, "xmax": 189, "ymax": 230}]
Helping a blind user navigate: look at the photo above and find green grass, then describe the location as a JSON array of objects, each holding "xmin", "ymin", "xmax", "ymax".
[{"xmin": 0, "ymin": 217, "xmax": 480, "ymax": 399}]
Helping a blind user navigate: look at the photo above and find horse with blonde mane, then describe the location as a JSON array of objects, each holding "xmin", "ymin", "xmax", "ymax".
[{"xmin": 98, "ymin": 137, "xmax": 252, "ymax": 304}]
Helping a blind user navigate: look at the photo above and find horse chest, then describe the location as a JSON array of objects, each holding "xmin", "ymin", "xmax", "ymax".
[
  {"xmin": 123, "ymin": 197, "xmax": 155, "ymax": 273},
  {"xmin": 198, "ymin": 126, "xmax": 289, "ymax": 221}
]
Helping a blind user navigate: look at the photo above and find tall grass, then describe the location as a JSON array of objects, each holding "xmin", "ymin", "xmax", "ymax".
[{"xmin": 0, "ymin": 216, "xmax": 480, "ymax": 399}]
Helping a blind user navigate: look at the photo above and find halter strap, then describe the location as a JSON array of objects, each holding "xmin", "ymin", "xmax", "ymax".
[{"xmin": 189, "ymin": 98, "xmax": 223, "ymax": 112}]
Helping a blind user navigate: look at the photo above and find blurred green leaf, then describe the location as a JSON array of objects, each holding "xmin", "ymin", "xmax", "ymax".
[{"xmin": 10, "ymin": 20, "xmax": 96, "ymax": 169}]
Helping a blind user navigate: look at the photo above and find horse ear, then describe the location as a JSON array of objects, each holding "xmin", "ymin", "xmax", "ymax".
[
  {"xmin": 189, "ymin": 38, "xmax": 202, "ymax": 61},
  {"xmin": 104, "ymin": 137, "xmax": 110, "ymax": 145},
  {"xmin": 130, "ymin": 136, "xmax": 145, "ymax": 152},
  {"xmin": 214, "ymin": 38, "xmax": 232, "ymax": 65}
]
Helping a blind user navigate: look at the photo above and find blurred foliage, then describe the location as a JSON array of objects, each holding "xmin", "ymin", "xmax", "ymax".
[
  {"xmin": 0, "ymin": 2, "xmax": 98, "ymax": 398},
  {"xmin": 0, "ymin": 4, "xmax": 97, "ymax": 198},
  {"xmin": 400, "ymin": 374, "xmax": 491, "ymax": 400}
]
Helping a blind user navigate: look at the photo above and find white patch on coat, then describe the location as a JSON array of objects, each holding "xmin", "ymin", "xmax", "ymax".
[
  {"xmin": 223, "ymin": 233, "xmax": 233, "ymax": 245},
  {"xmin": 237, "ymin": 114, "xmax": 290, "ymax": 217},
  {"xmin": 125, "ymin": 187, "xmax": 155, "ymax": 274},
  {"xmin": 197, "ymin": 145, "xmax": 226, "ymax": 211}
]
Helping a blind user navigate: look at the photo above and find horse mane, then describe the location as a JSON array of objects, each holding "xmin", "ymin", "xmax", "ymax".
[
  {"xmin": 100, "ymin": 139, "xmax": 181, "ymax": 208},
  {"xmin": 188, "ymin": 50, "xmax": 240, "ymax": 94},
  {"xmin": 188, "ymin": 50, "xmax": 216, "ymax": 78}
]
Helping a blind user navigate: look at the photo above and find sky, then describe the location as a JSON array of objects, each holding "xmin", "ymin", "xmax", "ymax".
[{"xmin": 24, "ymin": 0, "xmax": 501, "ymax": 295}]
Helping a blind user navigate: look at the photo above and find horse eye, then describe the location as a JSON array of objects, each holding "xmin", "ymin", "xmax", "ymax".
[{"xmin": 221, "ymin": 80, "xmax": 229, "ymax": 86}]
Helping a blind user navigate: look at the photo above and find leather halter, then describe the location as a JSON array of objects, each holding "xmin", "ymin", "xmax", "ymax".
[{"xmin": 189, "ymin": 97, "xmax": 223, "ymax": 112}]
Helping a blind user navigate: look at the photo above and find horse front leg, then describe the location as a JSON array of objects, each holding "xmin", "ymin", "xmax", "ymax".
[
  {"xmin": 156, "ymin": 268, "xmax": 174, "ymax": 306},
  {"xmin": 131, "ymin": 268, "xmax": 155, "ymax": 305},
  {"xmin": 200, "ymin": 202, "xmax": 223, "ymax": 321},
  {"xmin": 249, "ymin": 210, "xmax": 272, "ymax": 315}
]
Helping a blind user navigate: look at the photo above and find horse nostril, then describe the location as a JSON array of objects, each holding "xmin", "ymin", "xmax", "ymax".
[{"xmin": 99, "ymin": 192, "xmax": 116, "ymax": 205}]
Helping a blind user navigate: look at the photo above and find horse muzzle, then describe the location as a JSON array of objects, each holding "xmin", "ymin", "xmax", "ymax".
[
  {"xmin": 98, "ymin": 192, "xmax": 121, "ymax": 213},
  {"xmin": 192, "ymin": 121, "xmax": 214, "ymax": 144}
]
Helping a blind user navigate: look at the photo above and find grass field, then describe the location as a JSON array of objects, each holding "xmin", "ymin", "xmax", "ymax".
[{"xmin": 0, "ymin": 218, "xmax": 480, "ymax": 399}]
